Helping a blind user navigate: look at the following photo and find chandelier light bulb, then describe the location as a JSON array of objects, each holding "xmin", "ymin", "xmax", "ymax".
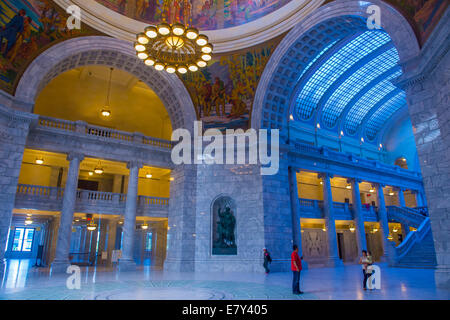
[
  {"xmin": 134, "ymin": 43, "xmax": 146, "ymax": 52},
  {"xmin": 196, "ymin": 35, "xmax": 208, "ymax": 46},
  {"xmin": 101, "ymin": 108, "xmax": 111, "ymax": 117},
  {"xmin": 185, "ymin": 27, "xmax": 199, "ymax": 40},
  {"xmin": 177, "ymin": 65, "xmax": 188, "ymax": 74},
  {"xmin": 197, "ymin": 60, "xmax": 207, "ymax": 68},
  {"xmin": 145, "ymin": 26, "xmax": 158, "ymax": 38},
  {"xmin": 165, "ymin": 65, "xmax": 176, "ymax": 73},
  {"xmin": 137, "ymin": 52, "xmax": 148, "ymax": 60},
  {"xmin": 157, "ymin": 23, "xmax": 171, "ymax": 35},
  {"xmin": 201, "ymin": 54, "xmax": 212, "ymax": 61},
  {"xmin": 154, "ymin": 62, "xmax": 165, "ymax": 71},
  {"xmin": 188, "ymin": 64, "xmax": 198, "ymax": 72},
  {"xmin": 145, "ymin": 58, "xmax": 155, "ymax": 66},
  {"xmin": 172, "ymin": 23, "xmax": 185, "ymax": 36},
  {"xmin": 201, "ymin": 44, "xmax": 213, "ymax": 54},
  {"xmin": 137, "ymin": 33, "xmax": 149, "ymax": 44}
]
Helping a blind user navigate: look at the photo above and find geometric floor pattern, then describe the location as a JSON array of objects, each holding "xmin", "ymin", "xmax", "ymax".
[{"xmin": 0, "ymin": 279, "xmax": 318, "ymax": 300}]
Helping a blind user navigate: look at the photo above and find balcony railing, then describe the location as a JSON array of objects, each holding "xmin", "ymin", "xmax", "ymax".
[
  {"xmin": 15, "ymin": 184, "xmax": 169, "ymax": 217},
  {"xmin": 37, "ymin": 116, "xmax": 173, "ymax": 150}
]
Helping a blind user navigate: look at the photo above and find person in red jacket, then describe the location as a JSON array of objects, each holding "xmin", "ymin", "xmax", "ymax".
[{"xmin": 291, "ymin": 244, "xmax": 303, "ymax": 294}]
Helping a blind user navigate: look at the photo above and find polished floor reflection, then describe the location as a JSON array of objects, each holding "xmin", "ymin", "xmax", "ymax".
[{"xmin": 0, "ymin": 260, "xmax": 448, "ymax": 300}]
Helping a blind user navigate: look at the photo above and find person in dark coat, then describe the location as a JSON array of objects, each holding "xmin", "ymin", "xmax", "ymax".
[
  {"xmin": 0, "ymin": 9, "xmax": 26, "ymax": 56},
  {"xmin": 263, "ymin": 248, "xmax": 272, "ymax": 274}
]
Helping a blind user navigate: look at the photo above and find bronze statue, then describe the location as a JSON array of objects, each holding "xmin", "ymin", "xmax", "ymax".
[{"xmin": 215, "ymin": 206, "xmax": 236, "ymax": 248}]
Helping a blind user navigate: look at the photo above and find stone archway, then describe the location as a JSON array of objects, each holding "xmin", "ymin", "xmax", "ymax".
[
  {"xmin": 15, "ymin": 36, "xmax": 196, "ymax": 132},
  {"xmin": 252, "ymin": 0, "xmax": 420, "ymax": 135}
]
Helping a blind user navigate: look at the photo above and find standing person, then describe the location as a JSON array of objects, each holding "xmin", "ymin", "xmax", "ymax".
[
  {"xmin": 359, "ymin": 250, "xmax": 372, "ymax": 290},
  {"xmin": 0, "ymin": 9, "xmax": 26, "ymax": 56},
  {"xmin": 263, "ymin": 248, "xmax": 272, "ymax": 274},
  {"xmin": 291, "ymin": 244, "xmax": 303, "ymax": 294}
]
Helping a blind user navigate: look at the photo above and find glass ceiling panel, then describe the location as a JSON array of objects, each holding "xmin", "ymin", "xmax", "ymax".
[
  {"xmin": 322, "ymin": 47, "xmax": 399, "ymax": 127},
  {"xmin": 345, "ymin": 69, "xmax": 402, "ymax": 134},
  {"xmin": 365, "ymin": 91, "xmax": 406, "ymax": 140},
  {"xmin": 294, "ymin": 30, "xmax": 391, "ymax": 120}
]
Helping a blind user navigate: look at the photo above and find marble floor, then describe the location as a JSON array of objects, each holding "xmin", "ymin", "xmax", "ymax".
[{"xmin": 0, "ymin": 260, "xmax": 448, "ymax": 300}]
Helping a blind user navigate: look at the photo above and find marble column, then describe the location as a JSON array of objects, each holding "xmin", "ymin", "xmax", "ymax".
[
  {"xmin": 397, "ymin": 188, "xmax": 406, "ymax": 207},
  {"xmin": 415, "ymin": 189, "xmax": 427, "ymax": 208},
  {"xmin": 349, "ymin": 178, "xmax": 367, "ymax": 253},
  {"xmin": 51, "ymin": 153, "xmax": 84, "ymax": 273},
  {"xmin": 288, "ymin": 167, "xmax": 302, "ymax": 254},
  {"xmin": 376, "ymin": 184, "xmax": 392, "ymax": 263},
  {"xmin": 118, "ymin": 161, "xmax": 142, "ymax": 271},
  {"xmin": 320, "ymin": 173, "xmax": 342, "ymax": 267},
  {"xmin": 106, "ymin": 218, "xmax": 118, "ymax": 266}
]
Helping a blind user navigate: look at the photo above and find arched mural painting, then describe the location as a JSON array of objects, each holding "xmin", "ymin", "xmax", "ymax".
[{"xmin": 95, "ymin": 0, "xmax": 293, "ymax": 30}]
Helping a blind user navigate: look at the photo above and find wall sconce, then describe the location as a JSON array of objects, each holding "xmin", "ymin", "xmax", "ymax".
[
  {"xmin": 349, "ymin": 225, "xmax": 355, "ymax": 232},
  {"xmin": 141, "ymin": 223, "xmax": 149, "ymax": 230},
  {"xmin": 146, "ymin": 173, "xmax": 152, "ymax": 179},
  {"xmin": 35, "ymin": 157, "xmax": 44, "ymax": 165}
]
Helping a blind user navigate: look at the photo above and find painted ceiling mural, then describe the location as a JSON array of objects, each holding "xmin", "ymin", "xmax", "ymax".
[
  {"xmin": 0, "ymin": 0, "xmax": 98, "ymax": 95},
  {"xmin": 94, "ymin": 0, "xmax": 293, "ymax": 30},
  {"xmin": 386, "ymin": 0, "xmax": 448, "ymax": 44},
  {"xmin": 180, "ymin": 38, "xmax": 278, "ymax": 131}
]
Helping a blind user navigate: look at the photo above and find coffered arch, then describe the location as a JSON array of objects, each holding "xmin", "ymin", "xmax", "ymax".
[
  {"xmin": 15, "ymin": 36, "xmax": 196, "ymax": 132},
  {"xmin": 252, "ymin": 0, "xmax": 419, "ymax": 143}
]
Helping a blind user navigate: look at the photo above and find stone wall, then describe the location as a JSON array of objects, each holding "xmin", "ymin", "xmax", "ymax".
[
  {"xmin": 0, "ymin": 103, "xmax": 37, "ymax": 271},
  {"xmin": 398, "ymin": 7, "xmax": 450, "ymax": 288}
]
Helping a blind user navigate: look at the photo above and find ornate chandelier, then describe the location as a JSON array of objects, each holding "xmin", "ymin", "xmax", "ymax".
[{"xmin": 134, "ymin": 13, "xmax": 213, "ymax": 74}]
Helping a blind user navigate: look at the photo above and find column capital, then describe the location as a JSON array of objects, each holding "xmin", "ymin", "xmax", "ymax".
[
  {"xmin": 67, "ymin": 152, "xmax": 84, "ymax": 162},
  {"xmin": 127, "ymin": 161, "xmax": 143, "ymax": 170},
  {"xmin": 376, "ymin": 183, "xmax": 386, "ymax": 189},
  {"xmin": 318, "ymin": 172, "xmax": 333, "ymax": 180},
  {"xmin": 347, "ymin": 178, "xmax": 362, "ymax": 184}
]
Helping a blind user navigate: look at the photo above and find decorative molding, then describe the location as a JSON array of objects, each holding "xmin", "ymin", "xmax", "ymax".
[{"xmin": 53, "ymin": 0, "xmax": 325, "ymax": 53}]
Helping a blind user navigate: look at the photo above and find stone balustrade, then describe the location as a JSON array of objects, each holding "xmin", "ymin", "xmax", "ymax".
[
  {"xmin": 297, "ymin": 197, "xmax": 379, "ymax": 222},
  {"xmin": 289, "ymin": 143, "xmax": 423, "ymax": 191},
  {"xmin": 15, "ymin": 184, "xmax": 169, "ymax": 218},
  {"xmin": 37, "ymin": 116, "xmax": 173, "ymax": 149},
  {"xmin": 28, "ymin": 116, "xmax": 175, "ymax": 169}
]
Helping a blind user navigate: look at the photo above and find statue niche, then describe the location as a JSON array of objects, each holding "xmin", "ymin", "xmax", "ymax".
[{"xmin": 212, "ymin": 196, "xmax": 237, "ymax": 255}]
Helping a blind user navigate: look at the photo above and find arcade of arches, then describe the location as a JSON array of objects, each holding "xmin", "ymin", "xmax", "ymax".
[{"xmin": 0, "ymin": 0, "xmax": 449, "ymax": 295}]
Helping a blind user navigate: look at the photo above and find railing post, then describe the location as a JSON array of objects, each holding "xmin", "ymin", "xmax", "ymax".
[
  {"xmin": 133, "ymin": 132, "xmax": 144, "ymax": 144},
  {"xmin": 75, "ymin": 120, "xmax": 87, "ymax": 134},
  {"xmin": 50, "ymin": 187, "xmax": 58, "ymax": 200}
]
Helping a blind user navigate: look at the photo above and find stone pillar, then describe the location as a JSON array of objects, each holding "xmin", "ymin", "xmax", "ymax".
[
  {"xmin": 349, "ymin": 178, "xmax": 367, "ymax": 253},
  {"xmin": 164, "ymin": 164, "xmax": 198, "ymax": 272},
  {"xmin": 397, "ymin": 188, "xmax": 406, "ymax": 207},
  {"xmin": 376, "ymin": 184, "xmax": 392, "ymax": 263},
  {"xmin": 415, "ymin": 190, "xmax": 426, "ymax": 208},
  {"xmin": 288, "ymin": 167, "xmax": 302, "ymax": 254},
  {"xmin": 46, "ymin": 216, "xmax": 60, "ymax": 265},
  {"xmin": 320, "ymin": 173, "xmax": 342, "ymax": 267},
  {"xmin": 51, "ymin": 153, "xmax": 84, "ymax": 273},
  {"xmin": 106, "ymin": 218, "xmax": 118, "ymax": 266},
  {"xmin": 118, "ymin": 161, "xmax": 142, "ymax": 271},
  {"xmin": 0, "ymin": 106, "xmax": 36, "ymax": 275}
]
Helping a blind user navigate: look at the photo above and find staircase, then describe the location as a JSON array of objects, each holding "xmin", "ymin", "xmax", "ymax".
[{"xmin": 387, "ymin": 206, "xmax": 437, "ymax": 268}]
